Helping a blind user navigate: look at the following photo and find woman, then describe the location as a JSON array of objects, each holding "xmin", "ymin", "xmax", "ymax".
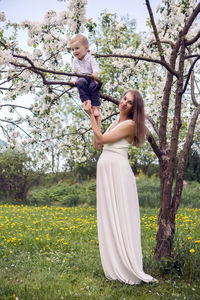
[{"xmin": 84, "ymin": 90, "xmax": 157, "ymax": 285}]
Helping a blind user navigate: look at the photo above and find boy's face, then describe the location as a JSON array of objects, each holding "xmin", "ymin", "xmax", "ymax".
[{"xmin": 70, "ymin": 41, "xmax": 88, "ymax": 60}]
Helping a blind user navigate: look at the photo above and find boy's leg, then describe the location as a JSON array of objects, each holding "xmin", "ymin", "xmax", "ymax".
[
  {"xmin": 88, "ymin": 79, "xmax": 101, "ymax": 117},
  {"xmin": 76, "ymin": 78, "xmax": 91, "ymax": 106}
]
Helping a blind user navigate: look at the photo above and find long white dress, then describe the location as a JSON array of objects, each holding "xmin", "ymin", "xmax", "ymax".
[{"xmin": 97, "ymin": 120, "xmax": 157, "ymax": 285}]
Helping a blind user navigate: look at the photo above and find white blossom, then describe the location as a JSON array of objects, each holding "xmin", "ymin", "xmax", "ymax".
[
  {"xmin": 0, "ymin": 50, "xmax": 14, "ymax": 65},
  {"xmin": 116, "ymin": 21, "xmax": 126, "ymax": 30}
]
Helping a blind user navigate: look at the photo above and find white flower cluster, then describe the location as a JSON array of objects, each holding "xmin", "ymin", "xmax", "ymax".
[
  {"xmin": 65, "ymin": 0, "xmax": 88, "ymax": 33},
  {"xmin": 155, "ymin": 0, "xmax": 198, "ymax": 42},
  {"xmin": 116, "ymin": 21, "xmax": 126, "ymax": 31},
  {"xmin": 0, "ymin": 50, "xmax": 14, "ymax": 66}
]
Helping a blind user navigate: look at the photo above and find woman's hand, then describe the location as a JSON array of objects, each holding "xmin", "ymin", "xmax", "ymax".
[{"xmin": 84, "ymin": 101, "xmax": 93, "ymax": 116}]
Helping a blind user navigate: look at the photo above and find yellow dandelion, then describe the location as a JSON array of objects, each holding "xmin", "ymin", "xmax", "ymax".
[
  {"xmin": 189, "ymin": 249, "xmax": 195, "ymax": 253},
  {"xmin": 195, "ymin": 240, "xmax": 200, "ymax": 244},
  {"xmin": 187, "ymin": 237, "xmax": 192, "ymax": 240}
]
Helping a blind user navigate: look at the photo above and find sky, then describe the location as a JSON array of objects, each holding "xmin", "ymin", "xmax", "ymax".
[{"xmin": 1, "ymin": 0, "xmax": 160, "ymax": 32}]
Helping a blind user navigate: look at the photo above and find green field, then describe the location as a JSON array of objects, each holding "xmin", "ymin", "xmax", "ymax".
[{"xmin": 0, "ymin": 205, "xmax": 199, "ymax": 299}]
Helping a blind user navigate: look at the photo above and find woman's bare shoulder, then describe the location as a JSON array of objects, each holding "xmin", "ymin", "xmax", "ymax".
[
  {"xmin": 124, "ymin": 120, "xmax": 135, "ymax": 128},
  {"xmin": 123, "ymin": 120, "xmax": 135, "ymax": 136},
  {"xmin": 127, "ymin": 119, "xmax": 135, "ymax": 125}
]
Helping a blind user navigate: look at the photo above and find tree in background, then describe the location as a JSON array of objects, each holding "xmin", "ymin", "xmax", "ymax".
[
  {"xmin": 0, "ymin": 147, "xmax": 43, "ymax": 202},
  {"xmin": 183, "ymin": 143, "xmax": 200, "ymax": 182},
  {"xmin": 0, "ymin": 0, "xmax": 200, "ymax": 260}
]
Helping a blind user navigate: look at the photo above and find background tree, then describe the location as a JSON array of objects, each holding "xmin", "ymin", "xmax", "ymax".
[
  {"xmin": 0, "ymin": 0, "xmax": 200, "ymax": 260},
  {"xmin": 0, "ymin": 147, "xmax": 43, "ymax": 202},
  {"xmin": 183, "ymin": 142, "xmax": 200, "ymax": 182}
]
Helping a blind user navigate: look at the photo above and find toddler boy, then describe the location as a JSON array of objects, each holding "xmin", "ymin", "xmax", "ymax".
[{"xmin": 69, "ymin": 34, "xmax": 101, "ymax": 118}]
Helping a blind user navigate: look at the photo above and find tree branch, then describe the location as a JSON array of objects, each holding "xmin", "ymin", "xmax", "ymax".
[
  {"xmin": 12, "ymin": 54, "xmax": 102, "ymax": 83},
  {"xmin": 0, "ymin": 87, "xmax": 14, "ymax": 91},
  {"xmin": 0, "ymin": 125, "xmax": 9, "ymax": 139},
  {"xmin": 0, "ymin": 119, "xmax": 32, "ymax": 137},
  {"xmin": 0, "ymin": 41, "xmax": 7, "ymax": 49},
  {"xmin": 0, "ymin": 67, "xmax": 29, "ymax": 87},
  {"xmin": 181, "ymin": 56, "xmax": 200, "ymax": 96},
  {"xmin": 145, "ymin": 127, "xmax": 162, "ymax": 159},
  {"xmin": 151, "ymin": 40, "xmax": 175, "ymax": 48},
  {"xmin": 185, "ymin": 54, "xmax": 200, "ymax": 59},
  {"xmin": 95, "ymin": 53, "xmax": 178, "ymax": 77},
  {"xmin": 146, "ymin": 115, "xmax": 159, "ymax": 136},
  {"xmin": 185, "ymin": 30, "xmax": 200, "ymax": 46},
  {"xmin": 195, "ymin": 78, "xmax": 200, "ymax": 95},
  {"xmin": 99, "ymin": 93, "xmax": 119, "ymax": 105},
  {"xmin": 41, "ymin": 112, "xmax": 120, "ymax": 142},
  {"xmin": 171, "ymin": 104, "xmax": 200, "ymax": 215},
  {"xmin": 160, "ymin": 40, "xmax": 175, "ymax": 48},
  {"xmin": 181, "ymin": 3, "xmax": 200, "ymax": 38},
  {"xmin": 145, "ymin": 0, "xmax": 166, "ymax": 62},
  {"xmin": 0, "ymin": 104, "xmax": 32, "ymax": 111},
  {"xmin": 190, "ymin": 53, "xmax": 199, "ymax": 107},
  {"xmin": 29, "ymin": 67, "xmax": 76, "ymax": 87}
]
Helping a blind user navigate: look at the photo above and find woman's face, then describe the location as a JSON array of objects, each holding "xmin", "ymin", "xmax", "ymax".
[{"xmin": 119, "ymin": 92, "xmax": 134, "ymax": 115}]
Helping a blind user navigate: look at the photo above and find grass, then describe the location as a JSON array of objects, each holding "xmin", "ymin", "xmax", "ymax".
[
  {"xmin": 23, "ymin": 176, "xmax": 200, "ymax": 209},
  {"xmin": 0, "ymin": 205, "xmax": 199, "ymax": 299}
]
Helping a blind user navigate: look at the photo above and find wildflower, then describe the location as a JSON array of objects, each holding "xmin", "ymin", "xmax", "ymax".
[
  {"xmin": 189, "ymin": 249, "xmax": 195, "ymax": 253},
  {"xmin": 195, "ymin": 240, "xmax": 200, "ymax": 244},
  {"xmin": 187, "ymin": 237, "xmax": 192, "ymax": 240}
]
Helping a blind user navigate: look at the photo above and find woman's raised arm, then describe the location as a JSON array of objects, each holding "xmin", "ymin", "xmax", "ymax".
[
  {"xmin": 93, "ymin": 116, "xmax": 103, "ymax": 149},
  {"xmin": 84, "ymin": 102, "xmax": 135, "ymax": 146}
]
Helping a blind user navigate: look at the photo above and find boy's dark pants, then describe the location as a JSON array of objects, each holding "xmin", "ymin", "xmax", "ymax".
[{"xmin": 76, "ymin": 78, "xmax": 100, "ymax": 106}]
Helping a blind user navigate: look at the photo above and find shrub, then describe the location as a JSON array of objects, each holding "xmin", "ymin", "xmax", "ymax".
[
  {"xmin": 0, "ymin": 148, "xmax": 42, "ymax": 203},
  {"xmin": 27, "ymin": 181, "xmax": 97, "ymax": 206},
  {"xmin": 181, "ymin": 181, "xmax": 200, "ymax": 208},
  {"xmin": 27, "ymin": 175, "xmax": 200, "ymax": 208},
  {"xmin": 137, "ymin": 178, "xmax": 160, "ymax": 208}
]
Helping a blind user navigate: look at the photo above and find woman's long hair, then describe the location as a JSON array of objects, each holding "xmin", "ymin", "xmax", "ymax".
[{"xmin": 122, "ymin": 90, "xmax": 145, "ymax": 147}]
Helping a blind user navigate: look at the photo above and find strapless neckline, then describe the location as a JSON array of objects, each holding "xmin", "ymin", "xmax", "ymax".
[
  {"xmin": 107, "ymin": 119, "xmax": 133, "ymax": 133},
  {"xmin": 106, "ymin": 119, "xmax": 133, "ymax": 145}
]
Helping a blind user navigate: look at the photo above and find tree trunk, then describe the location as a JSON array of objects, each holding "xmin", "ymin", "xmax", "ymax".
[
  {"xmin": 155, "ymin": 209, "xmax": 175, "ymax": 260},
  {"xmin": 155, "ymin": 105, "xmax": 200, "ymax": 260},
  {"xmin": 155, "ymin": 159, "xmax": 175, "ymax": 260}
]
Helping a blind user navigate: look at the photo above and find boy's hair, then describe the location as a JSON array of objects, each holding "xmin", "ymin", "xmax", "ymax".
[{"xmin": 69, "ymin": 34, "xmax": 89, "ymax": 47}]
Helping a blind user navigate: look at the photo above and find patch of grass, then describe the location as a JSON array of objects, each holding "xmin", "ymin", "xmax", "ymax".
[
  {"xmin": 24, "ymin": 176, "xmax": 200, "ymax": 209},
  {"xmin": 0, "ymin": 205, "xmax": 199, "ymax": 299},
  {"xmin": 26, "ymin": 180, "xmax": 96, "ymax": 207}
]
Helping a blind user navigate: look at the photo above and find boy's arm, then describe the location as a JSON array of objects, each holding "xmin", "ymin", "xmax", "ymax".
[
  {"xmin": 90, "ymin": 55, "xmax": 100, "ymax": 80},
  {"xmin": 92, "ymin": 72, "xmax": 98, "ymax": 81}
]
